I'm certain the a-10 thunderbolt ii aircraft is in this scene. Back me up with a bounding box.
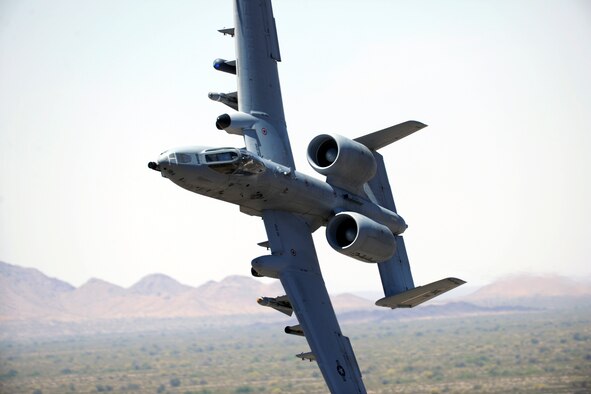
[148,0,465,392]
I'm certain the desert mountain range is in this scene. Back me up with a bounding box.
[0,261,372,322]
[1,261,590,323]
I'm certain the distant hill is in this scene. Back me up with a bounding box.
[0,261,75,321]
[2,262,590,328]
[464,273,591,308]
[0,261,371,322]
[337,301,536,325]
[128,273,192,296]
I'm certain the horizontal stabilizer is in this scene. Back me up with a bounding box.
[355,121,427,151]
[375,277,466,309]
[296,351,316,362]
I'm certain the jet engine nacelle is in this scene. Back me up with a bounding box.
[326,212,396,263]
[307,134,376,189]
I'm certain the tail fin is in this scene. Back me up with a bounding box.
[376,277,466,309]
[354,120,427,151]
[364,150,417,298]
[358,121,466,306]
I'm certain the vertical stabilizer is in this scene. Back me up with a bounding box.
[360,122,466,304]
[365,152,415,297]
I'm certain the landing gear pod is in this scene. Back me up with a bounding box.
[326,212,396,263]
[251,255,288,279]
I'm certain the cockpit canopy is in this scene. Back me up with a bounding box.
[203,148,239,165]
[200,148,266,176]
[158,147,266,176]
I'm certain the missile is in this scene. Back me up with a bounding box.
[256,296,293,316]
[296,352,316,362]
[208,92,238,111]
[208,92,222,102]
[284,324,304,337]
[212,58,236,74]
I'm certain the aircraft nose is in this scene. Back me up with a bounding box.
[158,154,168,166]
[148,152,174,175]
[148,161,160,171]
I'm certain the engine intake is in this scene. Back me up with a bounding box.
[326,212,396,263]
[307,134,376,190]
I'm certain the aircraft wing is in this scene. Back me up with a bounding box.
[232,0,295,169]
[258,210,366,393]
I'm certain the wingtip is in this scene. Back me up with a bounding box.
[408,120,428,129]
[446,277,467,285]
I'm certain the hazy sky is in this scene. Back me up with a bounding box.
[1,0,590,295]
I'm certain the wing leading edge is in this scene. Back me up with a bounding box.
[253,210,366,394]
[233,0,295,169]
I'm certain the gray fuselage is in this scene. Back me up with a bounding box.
[155,146,407,234]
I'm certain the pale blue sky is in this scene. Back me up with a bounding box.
[1,0,590,294]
